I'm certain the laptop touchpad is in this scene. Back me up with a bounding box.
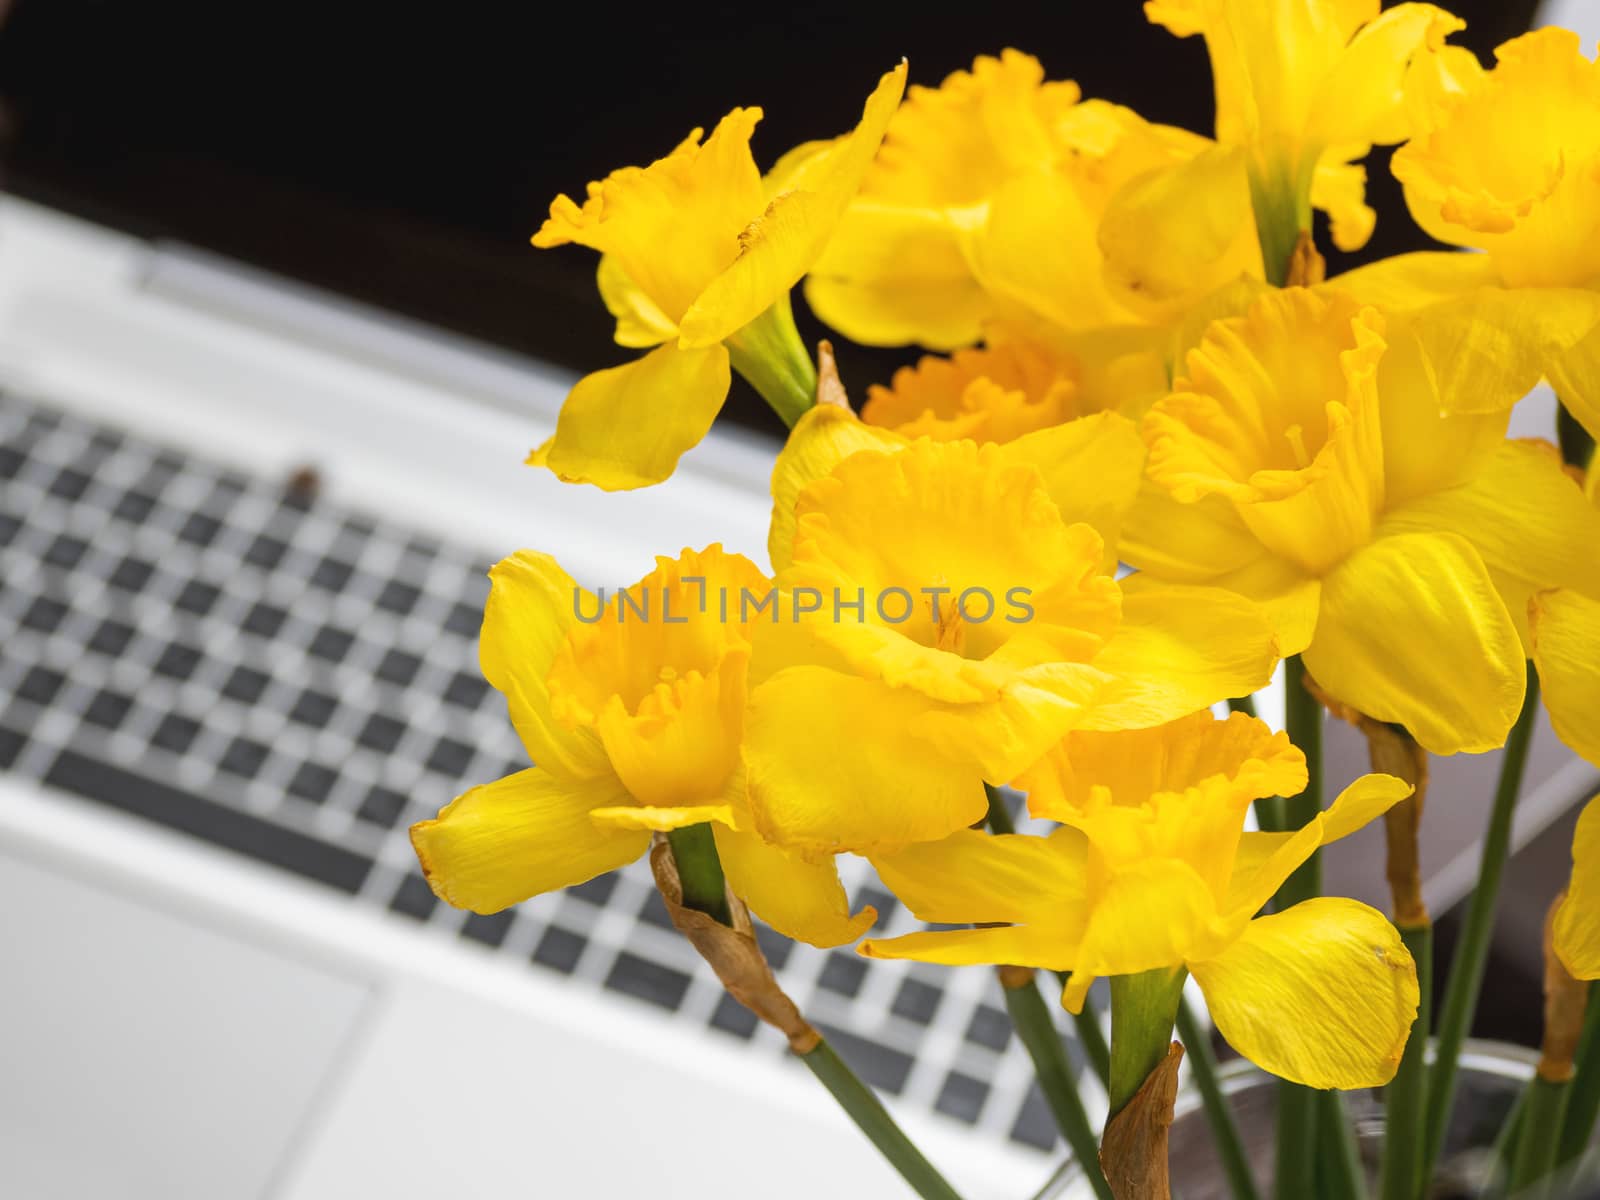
[0,846,371,1200]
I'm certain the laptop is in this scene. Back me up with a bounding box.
[0,2,1591,1197]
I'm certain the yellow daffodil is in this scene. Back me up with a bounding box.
[1148,0,1465,276]
[861,711,1419,1090]
[802,50,1261,355]
[409,545,875,947]
[1331,28,1600,434]
[1554,795,1600,980]
[526,63,906,490]
[1123,287,1600,755]
[743,409,1279,857]
[862,339,1080,444]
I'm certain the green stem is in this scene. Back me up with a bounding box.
[1558,985,1600,1167]
[1485,1079,1529,1199]
[1228,695,1259,718]
[984,785,1113,1087]
[1247,154,1314,288]
[1108,968,1188,1116]
[1276,655,1325,1199]
[1229,694,1282,838]
[665,823,732,925]
[1002,971,1115,1200]
[1507,1076,1570,1197]
[1319,1091,1368,1200]
[1177,998,1262,1200]
[798,1039,968,1200]
[1423,665,1540,1174]
[723,292,817,428]
[1381,923,1433,1200]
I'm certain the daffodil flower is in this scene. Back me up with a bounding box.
[1554,794,1600,980]
[409,545,875,947]
[862,339,1081,444]
[1332,27,1600,437]
[1124,287,1600,754]
[742,408,1279,857]
[1147,0,1466,277]
[802,50,1261,355]
[860,711,1419,1090]
[526,64,906,490]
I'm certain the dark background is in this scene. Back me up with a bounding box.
[0,0,1539,433]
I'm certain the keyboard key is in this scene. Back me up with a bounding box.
[222,665,271,704]
[709,993,760,1040]
[151,713,202,754]
[390,873,438,920]
[444,602,480,638]
[532,926,585,974]
[153,642,203,680]
[108,555,156,593]
[375,650,422,688]
[375,580,421,616]
[178,512,223,547]
[173,580,221,617]
[357,713,406,753]
[310,556,354,593]
[891,978,944,1025]
[818,952,869,998]
[43,533,89,570]
[935,1071,990,1125]
[425,736,475,777]
[82,688,134,730]
[287,761,339,804]
[21,595,69,634]
[443,671,490,710]
[357,785,408,828]
[16,665,66,706]
[461,910,514,948]
[0,725,27,769]
[48,466,91,501]
[88,618,135,657]
[288,688,338,727]
[604,952,691,1013]
[244,534,288,570]
[242,601,288,639]
[307,626,354,663]
[112,488,159,524]
[0,443,24,479]
[812,1024,914,1095]
[966,1005,1012,1052]
[45,749,371,892]
[219,735,270,778]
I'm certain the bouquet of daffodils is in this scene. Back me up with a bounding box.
[409,5,1600,1197]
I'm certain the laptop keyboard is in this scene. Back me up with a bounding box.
[0,389,1103,1154]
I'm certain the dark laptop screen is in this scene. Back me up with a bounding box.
[0,0,1539,428]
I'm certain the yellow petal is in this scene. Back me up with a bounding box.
[767,404,905,574]
[1325,249,1497,312]
[1381,440,1600,646]
[1227,773,1413,917]
[549,545,766,806]
[1406,288,1600,418]
[1072,858,1218,978]
[529,342,730,491]
[1554,795,1600,980]
[479,551,611,782]
[1304,532,1525,755]
[1191,897,1419,1089]
[1097,144,1261,319]
[1531,590,1600,769]
[1077,581,1280,731]
[1207,555,1322,656]
[534,108,765,322]
[589,804,736,832]
[803,202,991,350]
[1307,4,1465,146]
[1121,480,1263,583]
[678,64,907,348]
[410,769,648,913]
[596,255,679,348]
[858,924,1078,971]
[744,667,987,855]
[1022,709,1305,822]
[713,823,877,948]
[1001,411,1148,569]
[871,827,1087,926]
[1311,156,1376,252]
[1550,324,1600,444]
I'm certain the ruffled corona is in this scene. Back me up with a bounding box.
[863,340,1080,444]
[409,545,876,947]
[528,63,907,489]
[862,711,1420,1090]
[802,50,1261,352]
[1126,287,1600,755]
[743,415,1279,857]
